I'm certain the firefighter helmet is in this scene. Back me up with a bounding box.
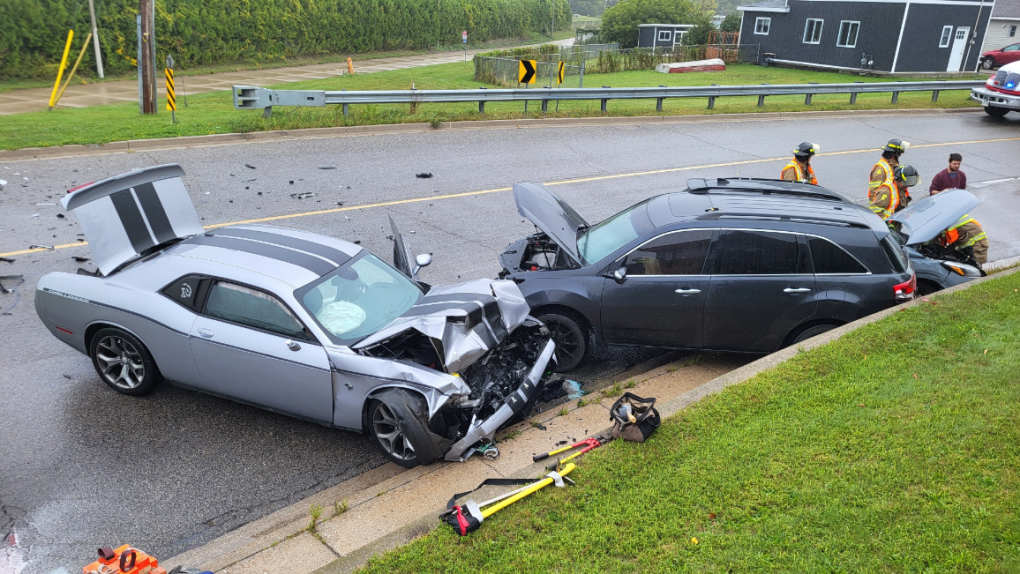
[894,165,920,188]
[883,139,910,153]
[793,142,820,158]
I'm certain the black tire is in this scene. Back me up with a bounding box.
[536,312,586,372]
[981,58,995,70]
[367,390,442,468]
[916,280,942,297]
[792,323,839,345]
[984,106,1010,118]
[89,327,163,396]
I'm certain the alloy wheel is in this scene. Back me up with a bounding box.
[95,335,146,390]
[372,402,416,461]
[546,319,582,368]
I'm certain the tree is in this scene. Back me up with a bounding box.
[570,0,607,16]
[721,12,741,32]
[601,0,706,48]
[682,10,716,45]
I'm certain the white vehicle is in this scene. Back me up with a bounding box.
[971,60,1020,117]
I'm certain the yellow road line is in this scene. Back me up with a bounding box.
[3,136,1019,259]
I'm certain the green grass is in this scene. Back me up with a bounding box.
[0,31,574,94]
[0,62,981,151]
[359,272,1020,573]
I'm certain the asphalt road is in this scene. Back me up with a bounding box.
[1,110,1019,573]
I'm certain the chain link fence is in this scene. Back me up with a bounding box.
[586,44,761,74]
[474,57,586,88]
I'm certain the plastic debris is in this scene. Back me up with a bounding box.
[0,179,7,186]
[245,164,256,169]
[29,244,54,250]
[72,256,90,262]
[56,213,65,219]
[416,172,433,178]
[0,275,24,294]
[0,257,13,263]
[565,380,586,399]
[319,166,337,170]
[241,178,256,183]
[291,192,317,199]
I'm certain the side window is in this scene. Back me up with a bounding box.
[755,17,770,35]
[162,275,210,311]
[205,281,308,340]
[939,25,953,48]
[808,237,868,274]
[881,235,908,273]
[709,230,805,275]
[623,230,713,276]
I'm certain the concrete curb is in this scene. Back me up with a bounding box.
[307,265,1020,574]
[0,107,982,162]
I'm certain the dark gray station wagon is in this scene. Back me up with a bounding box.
[499,178,917,371]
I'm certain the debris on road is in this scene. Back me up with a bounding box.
[57,213,65,219]
[241,178,256,183]
[416,172,433,178]
[0,275,24,294]
[245,164,256,169]
[72,256,90,262]
[29,244,54,250]
[0,179,7,187]
[0,257,13,263]
[319,166,337,170]
[291,192,317,199]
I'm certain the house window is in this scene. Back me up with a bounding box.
[939,25,953,48]
[837,21,860,48]
[755,17,771,35]
[803,19,823,44]
[658,30,673,42]
[1009,25,1016,38]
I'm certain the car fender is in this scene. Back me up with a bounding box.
[517,277,604,343]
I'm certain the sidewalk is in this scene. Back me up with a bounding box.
[0,39,573,116]
[165,355,749,574]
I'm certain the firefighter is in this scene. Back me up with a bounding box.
[781,142,820,184]
[870,164,918,220]
[939,214,989,265]
[870,139,910,208]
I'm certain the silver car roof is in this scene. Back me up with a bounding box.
[169,224,364,288]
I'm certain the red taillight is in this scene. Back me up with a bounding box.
[893,274,916,301]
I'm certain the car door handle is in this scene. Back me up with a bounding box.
[675,288,701,294]
[783,287,811,293]
[286,340,301,351]
[198,328,215,338]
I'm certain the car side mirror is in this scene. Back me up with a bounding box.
[413,253,432,275]
[613,267,627,284]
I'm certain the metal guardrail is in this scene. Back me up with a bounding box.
[233,80,985,117]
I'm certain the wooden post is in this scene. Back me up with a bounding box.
[139,0,156,114]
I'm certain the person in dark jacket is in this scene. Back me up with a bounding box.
[929,153,967,195]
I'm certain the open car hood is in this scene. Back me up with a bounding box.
[889,188,980,245]
[61,164,203,275]
[513,183,588,265]
[352,279,530,373]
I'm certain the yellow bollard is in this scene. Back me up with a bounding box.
[49,30,75,110]
[53,33,92,107]
[346,57,354,75]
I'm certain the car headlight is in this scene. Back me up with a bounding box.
[941,261,983,277]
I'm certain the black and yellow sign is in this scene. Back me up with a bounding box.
[165,68,176,111]
[557,61,565,84]
[518,59,537,84]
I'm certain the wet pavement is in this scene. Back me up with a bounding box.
[1,110,1019,573]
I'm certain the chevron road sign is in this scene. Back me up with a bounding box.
[519,60,536,84]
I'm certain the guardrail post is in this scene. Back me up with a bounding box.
[601,85,610,113]
[341,89,349,117]
[891,92,899,104]
[932,90,940,102]
[849,92,858,104]
[708,96,715,109]
[264,106,272,119]
[479,87,486,113]
[542,99,548,112]
[656,98,663,112]
[757,95,765,107]
[804,94,812,105]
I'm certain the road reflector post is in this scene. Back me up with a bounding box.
[49,30,75,110]
[165,55,177,123]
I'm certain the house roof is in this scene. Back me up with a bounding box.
[992,0,1020,20]
[736,0,790,13]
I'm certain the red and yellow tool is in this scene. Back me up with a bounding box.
[533,435,610,469]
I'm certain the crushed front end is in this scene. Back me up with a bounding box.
[354,279,556,462]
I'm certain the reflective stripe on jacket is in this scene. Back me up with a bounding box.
[941,214,987,249]
[868,158,899,220]
[781,160,818,185]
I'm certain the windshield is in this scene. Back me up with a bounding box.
[576,201,654,265]
[298,252,422,345]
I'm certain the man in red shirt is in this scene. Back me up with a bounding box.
[929,153,966,195]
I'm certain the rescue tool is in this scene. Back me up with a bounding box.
[533,435,611,470]
[441,463,577,536]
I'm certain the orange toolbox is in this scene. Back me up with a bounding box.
[82,545,164,574]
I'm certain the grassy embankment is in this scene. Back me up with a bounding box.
[0,62,981,151]
[358,272,1020,573]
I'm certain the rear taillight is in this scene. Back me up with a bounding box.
[894,274,916,301]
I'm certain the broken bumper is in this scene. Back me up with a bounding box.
[443,338,556,462]
[970,86,1020,110]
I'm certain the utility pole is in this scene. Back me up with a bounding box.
[87,0,104,78]
[139,0,156,114]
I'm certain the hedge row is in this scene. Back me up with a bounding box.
[0,0,571,79]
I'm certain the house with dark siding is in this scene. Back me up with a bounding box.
[737,0,995,73]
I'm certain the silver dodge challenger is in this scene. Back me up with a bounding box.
[35,164,556,467]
